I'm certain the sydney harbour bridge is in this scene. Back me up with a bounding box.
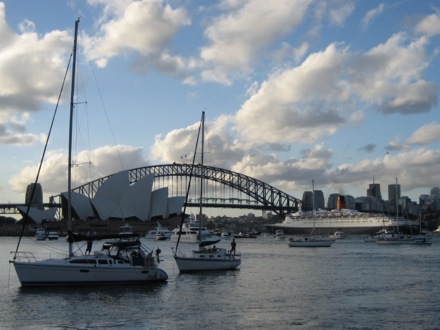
[0,163,301,219]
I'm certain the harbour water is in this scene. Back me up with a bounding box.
[1,235,439,329]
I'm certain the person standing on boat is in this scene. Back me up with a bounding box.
[229,239,236,256]
[85,231,94,255]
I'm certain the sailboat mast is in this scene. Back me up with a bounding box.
[312,180,315,235]
[198,111,205,240]
[67,18,79,256]
[395,177,399,233]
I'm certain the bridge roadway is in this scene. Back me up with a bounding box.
[0,163,301,218]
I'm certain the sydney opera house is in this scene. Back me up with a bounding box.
[18,171,185,224]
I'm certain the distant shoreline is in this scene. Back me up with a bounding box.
[0,216,182,237]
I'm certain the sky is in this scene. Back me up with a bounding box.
[1,0,440,213]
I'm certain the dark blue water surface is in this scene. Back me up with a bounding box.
[1,235,439,329]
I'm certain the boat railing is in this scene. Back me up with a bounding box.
[171,246,185,258]
[11,251,68,263]
[10,251,39,263]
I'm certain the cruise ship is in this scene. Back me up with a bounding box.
[267,208,419,235]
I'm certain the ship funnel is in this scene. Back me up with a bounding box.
[337,195,346,209]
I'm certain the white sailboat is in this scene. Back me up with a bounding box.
[10,19,168,286]
[173,112,241,272]
[288,180,334,248]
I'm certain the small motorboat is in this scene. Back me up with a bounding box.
[274,229,286,240]
[47,231,59,240]
[155,233,167,241]
[329,229,345,240]
[35,227,46,241]
[146,222,172,240]
[234,232,257,239]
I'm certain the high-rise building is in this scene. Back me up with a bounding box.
[327,193,340,209]
[367,183,382,200]
[25,183,43,210]
[314,190,325,210]
[302,191,313,211]
[345,195,355,209]
[388,184,400,202]
[302,190,325,211]
[431,187,440,196]
[388,183,401,211]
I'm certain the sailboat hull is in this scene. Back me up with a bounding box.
[174,256,240,272]
[13,259,168,286]
[288,237,335,247]
[174,246,240,272]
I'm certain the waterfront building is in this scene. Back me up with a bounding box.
[367,183,382,200]
[25,183,43,210]
[302,190,324,211]
[388,183,401,211]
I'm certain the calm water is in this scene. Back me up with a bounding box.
[1,235,439,329]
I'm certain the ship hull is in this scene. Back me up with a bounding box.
[267,210,419,235]
[267,224,414,235]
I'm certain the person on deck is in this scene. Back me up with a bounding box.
[155,247,161,263]
[229,238,236,256]
[85,231,93,255]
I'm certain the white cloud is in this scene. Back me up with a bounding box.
[9,145,146,197]
[233,30,437,147]
[0,112,46,145]
[234,44,355,144]
[293,42,309,63]
[415,13,440,36]
[84,0,190,69]
[0,5,72,146]
[200,0,312,83]
[351,33,437,114]
[406,122,440,145]
[150,114,244,169]
[360,3,385,30]
[314,149,440,198]
[329,1,355,26]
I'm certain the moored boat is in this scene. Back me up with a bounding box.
[10,20,168,286]
[173,112,240,272]
[145,222,172,240]
[47,231,59,240]
[329,229,345,240]
[174,243,240,272]
[35,227,46,241]
[375,229,432,245]
[234,232,257,239]
[170,215,218,244]
[375,178,432,246]
[288,236,334,247]
[13,234,168,286]
[268,208,418,236]
[288,181,335,248]
[155,233,167,241]
[274,229,286,240]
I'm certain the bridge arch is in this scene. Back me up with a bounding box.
[70,163,300,218]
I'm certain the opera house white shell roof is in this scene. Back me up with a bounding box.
[17,206,58,225]
[21,170,185,223]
